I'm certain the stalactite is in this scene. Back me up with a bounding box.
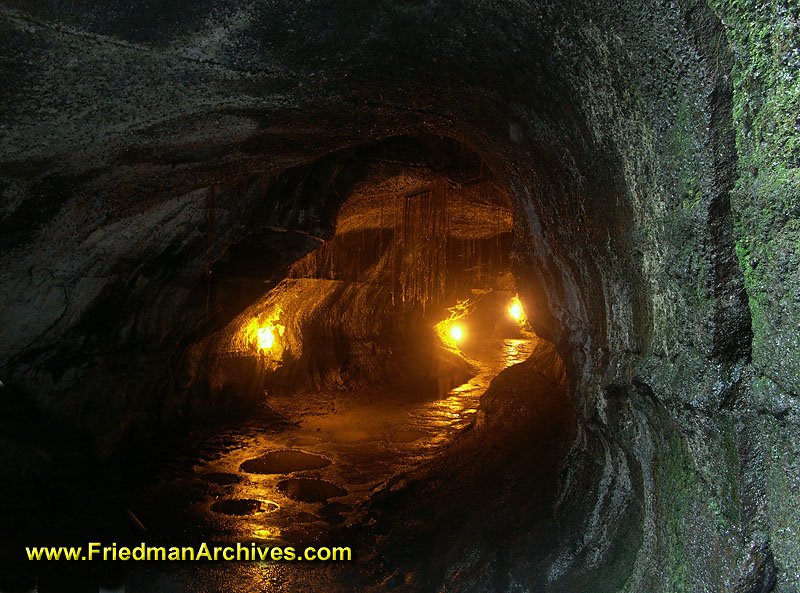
[283,181,511,315]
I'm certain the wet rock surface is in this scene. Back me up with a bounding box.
[275,479,348,503]
[210,499,279,516]
[239,450,332,475]
[200,472,243,485]
[1,1,799,591]
[0,338,533,591]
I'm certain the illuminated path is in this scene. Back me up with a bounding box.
[129,337,536,590]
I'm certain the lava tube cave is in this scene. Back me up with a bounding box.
[1,2,799,592]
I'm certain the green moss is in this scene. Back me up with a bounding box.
[649,410,746,592]
[764,419,800,585]
[719,419,741,527]
[657,426,698,592]
[710,1,800,168]
[707,0,800,392]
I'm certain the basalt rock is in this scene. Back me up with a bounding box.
[1,1,798,591]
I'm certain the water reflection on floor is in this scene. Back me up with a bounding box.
[127,338,535,590]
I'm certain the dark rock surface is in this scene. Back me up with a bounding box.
[1,0,798,591]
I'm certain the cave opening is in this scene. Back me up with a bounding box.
[169,135,576,581]
[162,134,576,593]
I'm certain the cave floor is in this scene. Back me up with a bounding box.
[127,338,534,591]
[1,338,535,592]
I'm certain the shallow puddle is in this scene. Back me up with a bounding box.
[240,450,331,474]
[276,478,348,503]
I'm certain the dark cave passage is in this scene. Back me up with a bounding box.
[0,136,577,592]
[186,136,528,407]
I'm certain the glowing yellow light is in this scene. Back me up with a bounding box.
[253,526,282,540]
[509,297,525,322]
[433,301,467,348]
[256,326,275,350]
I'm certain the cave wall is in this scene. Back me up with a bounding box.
[182,147,511,404]
[1,0,799,591]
